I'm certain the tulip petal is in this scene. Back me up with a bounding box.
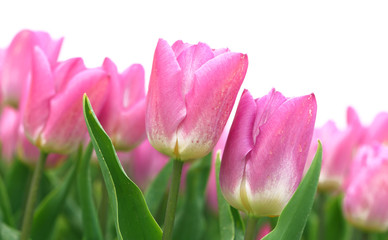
[121,64,145,108]
[40,69,109,153]
[220,90,257,212]
[0,107,19,160]
[176,43,214,95]
[246,93,317,216]
[171,40,192,57]
[23,47,56,143]
[177,52,248,160]
[53,58,86,92]
[113,99,146,151]
[146,39,186,157]
[1,30,35,106]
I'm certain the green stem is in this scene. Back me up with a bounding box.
[162,159,183,240]
[99,169,109,237]
[351,226,370,240]
[20,151,48,240]
[317,192,327,240]
[244,215,258,240]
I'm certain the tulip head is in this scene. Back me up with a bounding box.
[0,30,63,107]
[343,144,388,232]
[220,89,317,217]
[146,39,248,161]
[99,58,146,151]
[23,47,109,154]
[305,107,364,192]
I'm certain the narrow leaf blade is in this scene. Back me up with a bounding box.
[83,94,162,240]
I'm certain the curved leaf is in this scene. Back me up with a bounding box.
[83,94,162,240]
[262,141,322,240]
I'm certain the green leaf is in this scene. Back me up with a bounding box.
[0,174,14,227]
[83,94,162,240]
[0,222,21,240]
[30,152,79,240]
[173,152,212,240]
[145,159,173,222]
[77,143,104,240]
[325,194,351,240]
[215,152,245,240]
[262,141,322,240]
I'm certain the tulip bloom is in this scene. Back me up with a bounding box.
[0,107,19,160]
[305,107,364,192]
[343,144,388,232]
[0,30,63,107]
[220,89,317,217]
[23,47,109,154]
[99,58,146,150]
[146,39,248,161]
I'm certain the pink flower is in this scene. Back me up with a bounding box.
[0,107,19,160]
[343,143,388,232]
[23,47,109,154]
[305,107,364,192]
[0,30,63,107]
[256,223,271,240]
[146,39,248,161]
[362,112,388,144]
[120,139,169,191]
[220,89,317,217]
[98,58,146,151]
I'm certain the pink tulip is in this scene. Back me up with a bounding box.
[0,107,19,160]
[23,47,109,154]
[362,112,388,144]
[146,39,248,161]
[305,107,364,192]
[206,125,230,212]
[343,143,388,232]
[0,30,63,107]
[120,139,169,191]
[98,58,146,151]
[256,223,271,240]
[220,89,317,217]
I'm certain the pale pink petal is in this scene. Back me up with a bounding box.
[113,99,146,151]
[220,90,257,212]
[121,63,145,108]
[171,40,192,57]
[176,43,214,95]
[246,93,316,216]
[1,30,35,106]
[146,39,186,157]
[40,69,109,153]
[0,107,20,160]
[53,58,86,92]
[98,58,122,134]
[177,52,248,160]
[363,112,388,144]
[23,47,55,143]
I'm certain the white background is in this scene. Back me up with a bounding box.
[1,0,387,128]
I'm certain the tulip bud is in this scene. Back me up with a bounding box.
[146,39,248,161]
[99,58,146,151]
[220,89,317,217]
[343,144,388,232]
[0,30,63,107]
[23,47,109,154]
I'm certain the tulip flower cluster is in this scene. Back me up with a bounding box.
[1,29,387,240]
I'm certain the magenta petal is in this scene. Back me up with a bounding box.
[40,69,109,153]
[113,99,146,151]
[23,47,55,144]
[146,39,186,157]
[121,64,145,108]
[245,93,317,216]
[220,90,257,212]
[177,52,248,160]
